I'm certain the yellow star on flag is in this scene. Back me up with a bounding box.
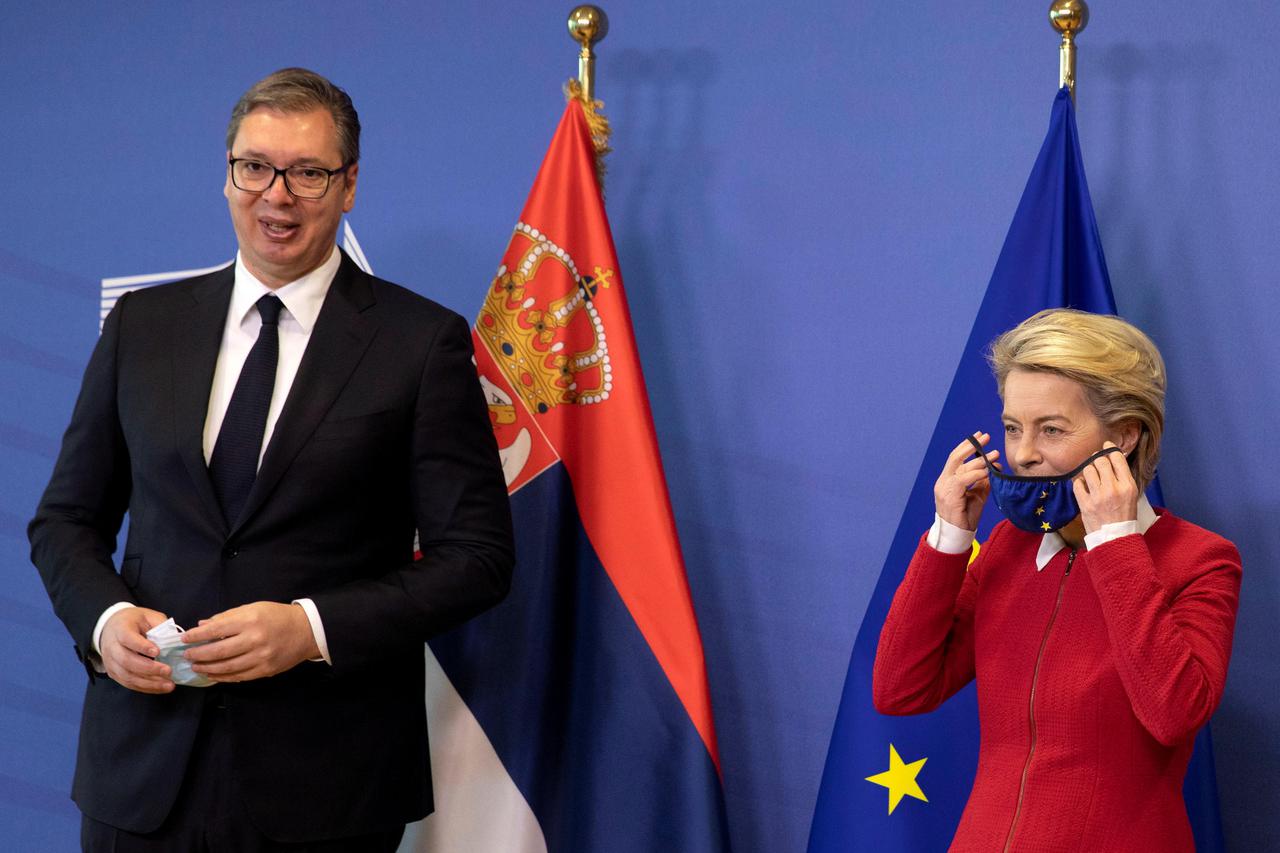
[865,743,928,815]
[1040,490,1049,499]
[1035,506,1045,516]
[1041,521,1052,531]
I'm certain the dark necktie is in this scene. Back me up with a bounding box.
[209,294,284,526]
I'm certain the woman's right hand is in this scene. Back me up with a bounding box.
[934,432,999,532]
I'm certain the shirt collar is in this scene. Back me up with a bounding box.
[231,245,341,333]
[1034,493,1159,570]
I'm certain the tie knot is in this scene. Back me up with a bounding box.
[256,294,284,326]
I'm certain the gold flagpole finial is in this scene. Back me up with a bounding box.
[568,6,609,101]
[1049,0,1089,102]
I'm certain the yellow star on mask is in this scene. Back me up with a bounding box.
[1041,521,1052,531]
[865,744,928,815]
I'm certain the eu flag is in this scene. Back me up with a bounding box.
[807,88,1224,851]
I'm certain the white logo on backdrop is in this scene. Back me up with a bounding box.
[98,220,374,328]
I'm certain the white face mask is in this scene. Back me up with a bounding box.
[146,618,215,687]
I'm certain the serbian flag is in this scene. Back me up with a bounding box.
[806,88,1226,852]
[403,91,731,852]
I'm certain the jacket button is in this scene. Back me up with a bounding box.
[223,546,239,559]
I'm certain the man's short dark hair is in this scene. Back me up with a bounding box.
[226,67,361,165]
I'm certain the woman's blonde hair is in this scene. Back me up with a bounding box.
[987,308,1166,489]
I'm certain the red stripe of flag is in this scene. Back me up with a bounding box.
[472,99,720,770]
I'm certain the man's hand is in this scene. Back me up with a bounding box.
[181,602,320,683]
[100,606,174,694]
[1074,440,1140,535]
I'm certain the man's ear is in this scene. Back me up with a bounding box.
[341,162,359,213]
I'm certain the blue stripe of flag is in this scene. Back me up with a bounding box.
[430,464,730,852]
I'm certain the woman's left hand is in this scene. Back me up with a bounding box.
[1073,440,1140,534]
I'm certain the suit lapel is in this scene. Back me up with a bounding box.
[231,253,379,537]
[172,266,235,531]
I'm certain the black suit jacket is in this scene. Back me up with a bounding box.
[29,252,514,841]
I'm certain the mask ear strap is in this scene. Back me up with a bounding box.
[1067,445,1127,478]
[966,435,994,469]
[1089,445,1126,465]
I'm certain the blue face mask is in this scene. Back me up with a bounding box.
[966,435,1125,533]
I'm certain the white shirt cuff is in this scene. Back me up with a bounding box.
[293,598,332,665]
[91,602,136,674]
[1084,519,1140,551]
[928,513,977,554]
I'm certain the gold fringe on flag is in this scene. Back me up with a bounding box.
[564,78,612,190]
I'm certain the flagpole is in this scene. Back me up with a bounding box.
[568,5,608,100]
[1048,0,1089,101]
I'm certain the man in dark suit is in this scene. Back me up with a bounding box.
[29,67,514,851]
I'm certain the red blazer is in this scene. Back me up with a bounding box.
[873,510,1240,852]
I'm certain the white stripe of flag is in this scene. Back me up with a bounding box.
[402,650,548,852]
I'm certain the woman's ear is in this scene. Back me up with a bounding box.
[1112,419,1142,455]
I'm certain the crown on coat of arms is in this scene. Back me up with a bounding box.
[477,222,614,415]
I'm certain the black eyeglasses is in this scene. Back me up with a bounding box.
[228,157,351,199]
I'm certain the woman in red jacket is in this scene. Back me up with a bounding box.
[873,308,1241,853]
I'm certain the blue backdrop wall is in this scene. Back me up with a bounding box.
[2,3,1276,851]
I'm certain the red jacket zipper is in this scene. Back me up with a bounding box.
[1002,547,1077,853]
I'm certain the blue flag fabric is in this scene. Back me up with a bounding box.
[807,88,1224,852]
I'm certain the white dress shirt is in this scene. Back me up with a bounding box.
[93,247,341,666]
[928,493,1160,570]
